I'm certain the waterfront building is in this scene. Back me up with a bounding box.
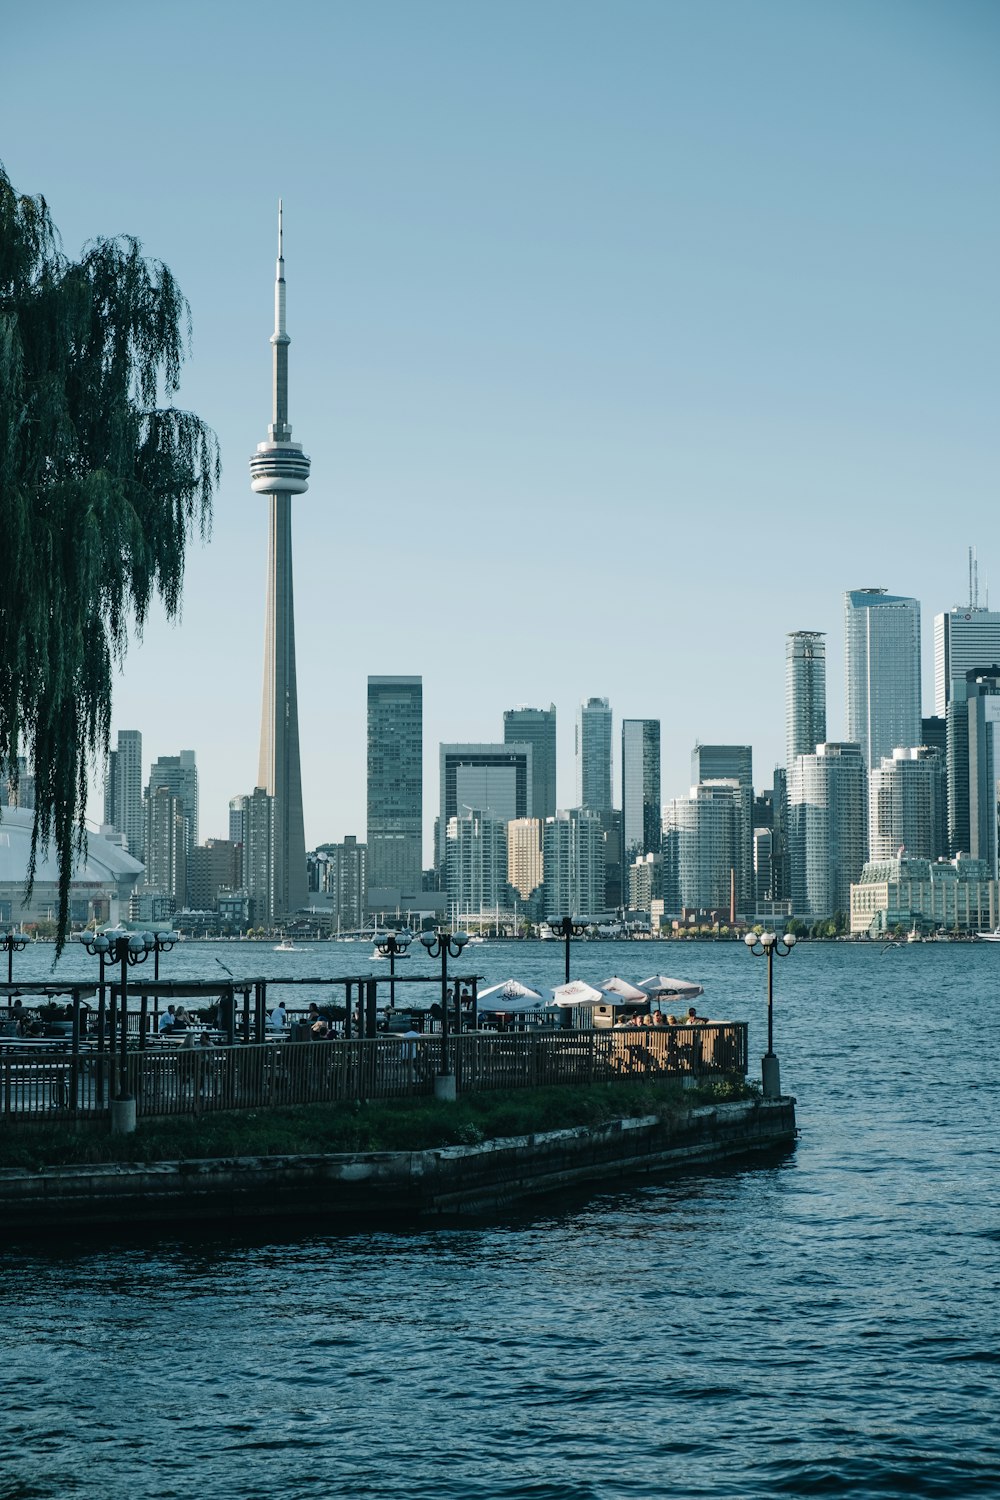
[542,809,605,919]
[662,781,741,917]
[313,836,368,931]
[367,676,423,894]
[628,852,662,914]
[850,852,998,936]
[788,743,867,921]
[242,787,275,926]
[249,205,310,921]
[143,785,187,908]
[187,840,242,911]
[869,747,946,862]
[438,743,531,868]
[622,719,661,862]
[0,806,143,927]
[845,588,921,772]
[446,808,509,919]
[786,631,826,765]
[576,698,612,814]
[934,606,1000,715]
[507,818,544,903]
[504,706,556,821]
[690,745,753,917]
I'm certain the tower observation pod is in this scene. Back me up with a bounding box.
[249,202,309,920]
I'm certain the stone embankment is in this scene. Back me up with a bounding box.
[0,1098,796,1230]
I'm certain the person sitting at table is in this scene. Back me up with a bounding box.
[158,1004,177,1034]
[172,1005,191,1031]
[310,1018,330,1039]
[267,1001,287,1031]
[306,1003,321,1025]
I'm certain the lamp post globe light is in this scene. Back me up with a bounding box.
[743,930,796,1099]
[418,927,470,1100]
[76,928,157,1132]
[0,929,28,987]
[374,929,412,1011]
[549,916,588,986]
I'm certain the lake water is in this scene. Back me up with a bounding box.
[1,939,998,1499]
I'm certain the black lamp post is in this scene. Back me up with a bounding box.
[549,916,588,986]
[743,930,796,1098]
[0,929,28,987]
[374,929,412,1010]
[148,928,179,983]
[418,927,469,1089]
[77,929,154,1112]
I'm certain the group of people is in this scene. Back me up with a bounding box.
[616,1005,709,1029]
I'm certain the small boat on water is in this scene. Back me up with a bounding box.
[274,938,298,952]
[975,927,1000,942]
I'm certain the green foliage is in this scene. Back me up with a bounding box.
[0,164,218,948]
[1,1077,759,1169]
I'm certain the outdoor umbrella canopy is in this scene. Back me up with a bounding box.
[597,976,647,1001]
[550,980,605,1006]
[635,975,705,999]
[477,979,545,1012]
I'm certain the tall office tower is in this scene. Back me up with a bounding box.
[319,836,368,931]
[187,840,242,911]
[576,697,612,813]
[507,818,544,903]
[690,744,753,917]
[367,676,423,894]
[103,750,117,827]
[445,809,509,918]
[622,719,661,862]
[770,767,790,901]
[229,795,248,848]
[945,668,1000,857]
[111,730,144,858]
[787,743,867,921]
[144,786,187,906]
[934,608,1000,714]
[844,588,922,771]
[438,743,531,867]
[662,781,741,916]
[966,670,1000,877]
[243,788,276,926]
[145,751,198,849]
[504,706,556,820]
[542,809,605,920]
[249,204,310,920]
[869,747,946,862]
[921,716,947,758]
[786,631,826,764]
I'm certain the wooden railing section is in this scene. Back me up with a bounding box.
[0,1024,748,1124]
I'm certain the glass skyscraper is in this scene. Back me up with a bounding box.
[576,698,612,813]
[366,676,423,894]
[503,705,556,821]
[786,631,826,765]
[933,607,1000,716]
[844,588,921,771]
[621,719,661,861]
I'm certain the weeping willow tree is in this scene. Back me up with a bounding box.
[0,164,219,950]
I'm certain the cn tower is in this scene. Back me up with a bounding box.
[249,202,309,918]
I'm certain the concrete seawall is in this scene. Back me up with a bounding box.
[0,1098,796,1230]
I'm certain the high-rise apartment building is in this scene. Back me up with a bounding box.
[144,785,187,907]
[503,706,556,821]
[106,730,143,859]
[576,698,612,813]
[622,719,661,862]
[187,840,242,911]
[663,781,742,916]
[786,632,826,765]
[507,818,544,903]
[367,676,423,894]
[228,795,248,849]
[249,206,310,921]
[438,743,531,868]
[869,747,946,863]
[690,745,753,917]
[243,788,275,926]
[445,809,509,918]
[788,743,867,921]
[146,751,198,848]
[315,836,368,931]
[844,588,921,771]
[542,809,605,920]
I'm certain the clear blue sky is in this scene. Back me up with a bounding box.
[4,0,998,860]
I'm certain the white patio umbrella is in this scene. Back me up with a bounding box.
[477,979,545,1012]
[635,975,705,999]
[550,979,605,1007]
[597,976,647,1001]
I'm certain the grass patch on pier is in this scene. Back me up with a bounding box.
[3,1077,758,1170]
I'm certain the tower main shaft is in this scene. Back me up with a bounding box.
[250,202,310,920]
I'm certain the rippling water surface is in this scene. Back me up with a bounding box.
[2,939,998,1499]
